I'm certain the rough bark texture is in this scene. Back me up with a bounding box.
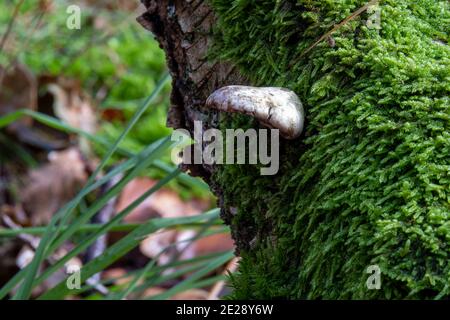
[139,0,450,299]
[137,0,247,250]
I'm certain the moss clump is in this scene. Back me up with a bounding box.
[209,0,450,299]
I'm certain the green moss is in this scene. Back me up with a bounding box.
[209,0,450,299]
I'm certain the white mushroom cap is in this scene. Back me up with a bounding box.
[206,85,304,139]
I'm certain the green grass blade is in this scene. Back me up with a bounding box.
[38,209,220,300]
[0,109,209,192]
[13,73,170,300]
[152,160,209,191]
[0,132,38,167]
[114,223,226,300]
[146,251,234,300]
[0,111,24,128]
[187,274,228,291]
[112,262,227,300]
[49,138,173,248]
[32,168,181,290]
[77,252,229,297]
[132,262,220,299]
[0,221,224,238]
[0,223,141,237]
[10,137,170,299]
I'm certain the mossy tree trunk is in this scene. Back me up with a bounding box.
[137,0,249,247]
[139,0,450,299]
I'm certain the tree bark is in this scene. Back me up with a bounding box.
[137,0,248,250]
[138,0,450,299]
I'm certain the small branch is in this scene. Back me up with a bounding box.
[290,0,380,66]
[2,211,110,296]
[83,172,124,296]
[2,214,40,249]
[0,0,26,54]
[207,257,239,300]
[0,9,45,89]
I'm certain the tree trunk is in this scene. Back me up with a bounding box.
[138,0,450,299]
[137,0,249,248]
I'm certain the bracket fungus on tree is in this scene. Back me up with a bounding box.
[206,86,305,139]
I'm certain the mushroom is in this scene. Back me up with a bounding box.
[206,85,305,139]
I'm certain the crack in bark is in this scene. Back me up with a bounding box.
[138,0,252,253]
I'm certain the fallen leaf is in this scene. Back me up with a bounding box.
[139,229,178,265]
[21,148,88,225]
[0,63,37,129]
[38,0,53,12]
[1,204,29,227]
[0,68,70,150]
[116,177,210,223]
[102,268,132,286]
[171,289,209,300]
[116,177,215,266]
[100,108,126,122]
[143,287,165,298]
[46,78,97,154]
[207,257,239,300]
[144,287,209,300]
[82,0,140,11]
[16,246,34,269]
[179,232,235,261]
[116,177,231,267]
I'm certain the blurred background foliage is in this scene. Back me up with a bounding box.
[0,0,209,198]
[0,0,235,300]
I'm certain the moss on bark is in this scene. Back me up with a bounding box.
[209,0,450,299]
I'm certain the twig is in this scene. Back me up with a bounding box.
[2,212,110,296]
[83,172,124,296]
[2,214,40,249]
[84,172,123,262]
[207,257,239,300]
[290,0,380,66]
[0,9,46,90]
[59,6,143,71]
[0,0,26,54]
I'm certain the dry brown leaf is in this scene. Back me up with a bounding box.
[1,204,29,226]
[16,246,34,269]
[82,0,140,11]
[116,177,210,223]
[116,178,161,222]
[38,0,53,12]
[21,148,88,225]
[46,78,97,154]
[144,287,209,300]
[139,229,178,264]
[143,287,165,298]
[207,257,239,300]
[139,224,234,265]
[102,268,133,287]
[116,177,215,264]
[171,289,209,300]
[115,177,230,272]
[100,108,126,122]
[179,232,235,262]
[0,63,37,129]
